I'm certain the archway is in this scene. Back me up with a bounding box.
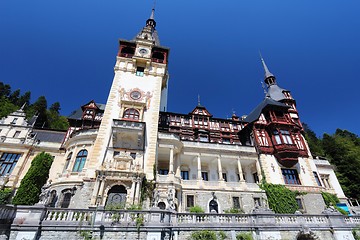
[105,185,127,209]
[158,201,166,210]
[209,199,218,213]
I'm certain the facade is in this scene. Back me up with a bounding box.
[0,9,350,216]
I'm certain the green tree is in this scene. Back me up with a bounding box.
[9,89,20,105]
[0,82,11,97]
[12,152,53,205]
[0,97,18,118]
[302,123,324,157]
[30,96,48,128]
[18,91,31,107]
[49,102,61,113]
[322,129,360,199]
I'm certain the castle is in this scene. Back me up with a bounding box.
[0,9,358,240]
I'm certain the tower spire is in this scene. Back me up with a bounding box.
[146,6,156,28]
[259,52,276,86]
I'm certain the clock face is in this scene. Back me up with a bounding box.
[130,91,141,100]
[139,48,148,55]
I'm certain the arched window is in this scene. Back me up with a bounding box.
[72,150,87,172]
[63,152,72,173]
[61,192,72,208]
[123,108,140,120]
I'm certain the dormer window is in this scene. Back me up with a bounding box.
[136,67,144,77]
[10,118,18,124]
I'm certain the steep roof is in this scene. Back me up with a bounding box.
[244,97,290,123]
[33,129,66,143]
[68,103,105,120]
[266,84,288,102]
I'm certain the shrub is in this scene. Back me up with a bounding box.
[189,205,204,213]
[0,188,12,205]
[321,191,339,207]
[12,152,53,205]
[260,183,299,214]
[321,191,348,215]
[189,230,217,240]
[218,231,228,240]
[236,232,253,240]
[224,208,243,214]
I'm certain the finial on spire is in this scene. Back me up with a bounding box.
[20,102,26,111]
[150,8,155,20]
[197,94,201,106]
[259,52,274,79]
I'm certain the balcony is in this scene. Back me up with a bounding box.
[112,120,145,150]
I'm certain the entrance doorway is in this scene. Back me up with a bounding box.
[105,185,127,209]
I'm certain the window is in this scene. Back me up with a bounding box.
[13,131,21,138]
[123,108,140,120]
[273,130,293,145]
[296,198,304,210]
[233,197,240,209]
[320,174,331,188]
[282,169,301,185]
[253,173,259,183]
[181,171,189,180]
[222,138,230,144]
[201,171,208,181]
[273,130,282,144]
[0,153,21,175]
[186,195,194,208]
[61,192,72,208]
[280,130,293,144]
[10,118,18,124]
[63,152,72,173]
[199,135,209,142]
[222,173,227,182]
[254,197,261,207]
[72,150,87,172]
[136,67,144,76]
[313,171,322,186]
[159,169,169,175]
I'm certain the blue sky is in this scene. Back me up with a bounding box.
[0,1,359,136]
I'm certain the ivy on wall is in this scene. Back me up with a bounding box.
[260,183,300,214]
[0,188,12,205]
[12,152,53,205]
[321,191,348,215]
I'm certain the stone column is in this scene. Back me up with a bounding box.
[130,178,136,204]
[197,155,202,180]
[217,156,223,180]
[255,161,262,183]
[169,147,174,174]
[134,177,141,204]
[90,176,101,205]
[175,153,181,177]
[98,176,106,205]
[237,158,245,182]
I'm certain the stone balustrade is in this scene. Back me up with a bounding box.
[1,205,359,239]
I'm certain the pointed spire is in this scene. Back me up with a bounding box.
[146,6,156,29]
[198,94,201,106]
[259,52,274,79]
[20,102,26,111]
[149,8,155,20]
[259,52,276,86]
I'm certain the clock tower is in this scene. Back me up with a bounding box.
[88,9,170,206]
